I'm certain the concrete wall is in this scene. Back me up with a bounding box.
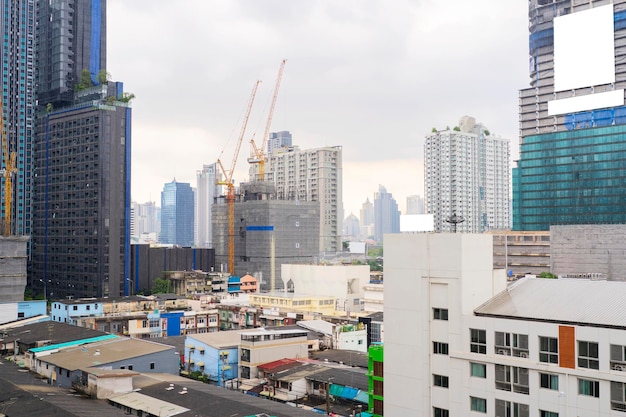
[281,264,370,313]
[0,236,28,302]
[551,224,626,281]
[384,233,506,416]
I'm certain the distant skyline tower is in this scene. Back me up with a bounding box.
[425,116,510,233]
[406,195,424,215]
[360,198,374,239]
[267,131,292,155]
[160,179,194,247]
[373,185,400,243]
[343,213,360,239]
[195,163,220,248]
[31,0,133,299]
[131,201,160,239]
[514,1,626,230]
[0,0,37,236]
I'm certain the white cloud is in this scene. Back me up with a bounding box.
[107,0,529,217]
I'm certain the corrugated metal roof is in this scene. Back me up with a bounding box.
[109,391,189,416]
[475,277,626,328]
[39,338,173,370]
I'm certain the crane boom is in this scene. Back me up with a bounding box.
[0,102,15,236]
[216,80,261,274]
[249,59,286,181]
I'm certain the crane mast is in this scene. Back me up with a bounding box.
[249,59,286,181]
[217,80,261,274]
[0,102,15,236]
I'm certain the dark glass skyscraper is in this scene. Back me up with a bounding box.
[30,0,132,298]
[513,1,626,230]
[0,1,37,236]
[373,185,399,243]
[160,180,195,247]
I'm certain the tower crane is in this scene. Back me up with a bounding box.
[249,59,286,181]
[217,80,261,274]
[0,102,15,236]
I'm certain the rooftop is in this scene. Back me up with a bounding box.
[39,337,174,370]
[475,277,626,328]
[1,321,108,345]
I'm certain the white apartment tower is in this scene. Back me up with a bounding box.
[425,116,510,233]
[195,163,221,248]
[258,145,343,253]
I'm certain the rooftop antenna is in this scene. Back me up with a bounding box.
[445,212,465,233]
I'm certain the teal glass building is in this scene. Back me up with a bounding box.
[513,1,626,230]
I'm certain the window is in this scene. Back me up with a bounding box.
[433,407,449,417]
[433,342,449,355]
[150,362,155,370]
[578,378,600,397]
[73,306,77,311]
[128,365,133,371]
[241,348,251,362]
[433,374,449,388]
[373,379,383,396]
[540,410,558,417]
[471,329,487,354]
[470,362,486,378]
[611,344,626,371]
[433,308,448,320]
[578,341,599,369]
[495,332,529,357]
[470,396,487,413]
[611,381,626,412]
[540,373,559,390]
[495,365,529,394]
[539,336,558,364]
[495,399,529,417]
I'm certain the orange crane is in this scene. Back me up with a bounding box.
[0,102,15,236]
[249,59,286,181]
[217,80,261,274]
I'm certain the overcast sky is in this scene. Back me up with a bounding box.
[107,0,529,217]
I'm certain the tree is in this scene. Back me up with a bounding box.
[76,69,94,91]
[453,126,461,131]
[152,278,172,294]
[368,259,383,272]
[484,129,491,136]
[118,92,135,103]
[97,69,110,85]
[342,240,350,251]
[538,271,557,279]
[431,127,437,133]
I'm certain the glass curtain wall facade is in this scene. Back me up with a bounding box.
[514,0,626,230]
[0,1,36,236]
[160,180,195,247]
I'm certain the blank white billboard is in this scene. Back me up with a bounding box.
[400,214,434,232]
[554,4,615,92]
[548,89,624,115]
[349,241,366,254]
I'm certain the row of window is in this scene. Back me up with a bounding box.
[430,319,617,371]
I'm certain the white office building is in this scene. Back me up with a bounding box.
[195,163,221,248]
[385,232,626,417]
[425,116,510,233]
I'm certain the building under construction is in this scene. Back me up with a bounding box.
[212,181,319,291]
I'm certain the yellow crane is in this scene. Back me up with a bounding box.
[0,102,15,236]
[249,59,287,181]
[217,80,261,274]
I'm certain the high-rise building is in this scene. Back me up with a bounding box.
[195,163,220,248]
[31,83,131,299]
[343,213,360,239]
[258,145,343,253]
[30,0,133,299]
[0,1,37,236]
[131,201,160,239]
[425,117,510,233]
[373,185,400,243]
[212,182,320,291]
[406,195,424,215]
[514,1,626,230]
[160,180,194,247]
[266,131,292,155]
[360,198,374,239]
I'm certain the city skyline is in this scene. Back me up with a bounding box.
[106,0,529,217]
